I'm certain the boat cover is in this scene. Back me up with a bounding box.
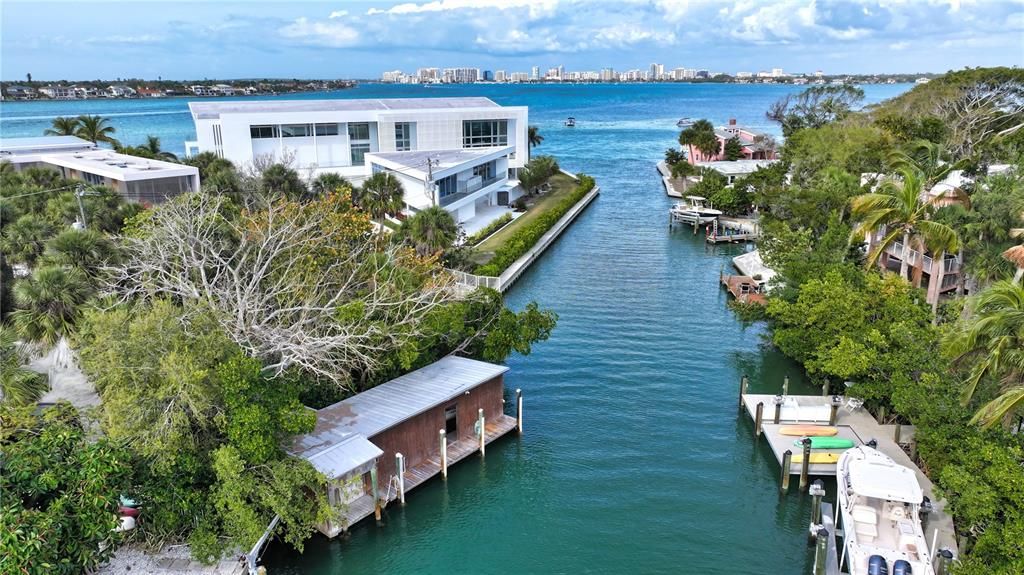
[847,449,923,503]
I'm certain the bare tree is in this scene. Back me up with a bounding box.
[106,192,458,390]
[933,77,1024,158]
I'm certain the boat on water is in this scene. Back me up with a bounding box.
[669,195,722,224]
[838,446,935,575]
[677,117,694,127]
[564,116,576,127]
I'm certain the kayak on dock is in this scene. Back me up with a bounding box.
[791,452,841,464]
[779,425,839,437]
[794,436,856,449]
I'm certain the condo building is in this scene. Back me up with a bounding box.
[187,96,529,233]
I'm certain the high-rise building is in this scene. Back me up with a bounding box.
[531,66,539,80]
[600,68,616,82]
[482,70,493,81]
[771,67,785,77]
[495,70,507,82]
[510,72,529,82]
[417,68,439,82]
[381,70,404,83]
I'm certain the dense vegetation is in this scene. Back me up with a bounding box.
[0,146,558,566]
[741,67,1024,573]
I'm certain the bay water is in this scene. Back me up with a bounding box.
[0,82,911,573]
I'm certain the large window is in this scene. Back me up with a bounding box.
[473,160,497,181]
[463,120,508,148]
[315,123,340,136]
[395,122,412,151]
[250,125,279,139]
[350,143,370,165]
[348,123,370,141]
[281,124,311,138]
[436,174,458,199]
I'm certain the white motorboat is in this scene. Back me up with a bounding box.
[564,116,576,127]
[676,117,694,127]
[838,446,935,575]
[670,195,722,224]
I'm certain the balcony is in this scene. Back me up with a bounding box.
[885,241,960,274]
[439,174,502,207]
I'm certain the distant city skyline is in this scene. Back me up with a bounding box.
[2,0,1022,81]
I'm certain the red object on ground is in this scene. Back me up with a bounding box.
[119,506,140,518]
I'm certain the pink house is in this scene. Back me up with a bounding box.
[685,119,778,164]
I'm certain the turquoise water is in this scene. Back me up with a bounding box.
[2,83,911,573]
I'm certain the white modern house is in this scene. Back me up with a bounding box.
[186,96,529,232]
[0,136,199,204]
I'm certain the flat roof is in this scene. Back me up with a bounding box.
[289,356,508,469]
[366,146,512,179]
[0,136,95,154]
[190,96,503,120]
[39,150,198,182]
[697,159,778,176]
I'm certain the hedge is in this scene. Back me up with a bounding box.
[475,174,595,276]
[467,213,513,246]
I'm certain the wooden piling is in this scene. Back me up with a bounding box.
[478,408,485,456]
[813,528,829,575]
[738,375,749,409]
[783,375,789,396]
[773,395,783,424]
[828,403,839,426]
[516,388,523,434]
[754,402,764,438]
[780,450,792,494]
[370,465,382,521]
[935,549,954,575]
[395,453,406,505]
[894,423,902,444]
[799,438,812,491]
[439,429,448,480]
[877,405,887,424]
[809,480,825,543]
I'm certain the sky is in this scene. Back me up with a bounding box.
[2,0,1023,81]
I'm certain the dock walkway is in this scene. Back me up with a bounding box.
[739,391,958,556]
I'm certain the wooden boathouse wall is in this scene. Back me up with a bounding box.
[370,375,505,481]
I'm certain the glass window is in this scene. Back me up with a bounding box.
[473,160,496,181]
[436,174,458,198]
[281,124,311,138]
[350,142,370,165]
[348,123,370,141]
[315,123,340,136]
[249,125,279,139]
[462,120,508,148]
[395,122,411,151]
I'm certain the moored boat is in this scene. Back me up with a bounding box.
[669,195,722,224]
[676,117,694,127]
[564,116,576,127]
[838,446,935,575]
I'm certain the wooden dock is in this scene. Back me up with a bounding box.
[738,389,959,558]
[343,414,518,529]
[721,274,767,304]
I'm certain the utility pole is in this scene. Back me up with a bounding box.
[425,157,440,207]
[73,184,88,229]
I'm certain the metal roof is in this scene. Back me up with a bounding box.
[0,136,95,153]
[304,434,383,478]
[190,96,501,119]
[289,356,508,476]
[697,159,778,176]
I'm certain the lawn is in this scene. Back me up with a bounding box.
[473,172,578,264]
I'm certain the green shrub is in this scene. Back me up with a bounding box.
[467,213,513,245]
[475,175,595,276]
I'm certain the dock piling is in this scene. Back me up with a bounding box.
[478,408,485,456]
[370,466,382,522]
[894,423,902,444]
[773,394,783,424]
[439,429,448,480]
[754,402,764,438]
[780,450,792,494]
[935,549,954,575]
[829,395,842,426]
[809,480,825,542]
[738,375,749,410]
[799,438,812,491]
[395,453,406,505]
[782,375,789,397]
[813,527,829,575]
[516,388,523,434]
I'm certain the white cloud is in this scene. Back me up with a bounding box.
[329,10,348,19]
[368,0,559,19]
[279,17,359,47]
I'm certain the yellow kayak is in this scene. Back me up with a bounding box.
[791,452,840,464]
[779,425,838,437]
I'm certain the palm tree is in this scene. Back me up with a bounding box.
[74,115,119,146]
[886,140,966,190]
[311,172,351,196]
[260,164,307,201]
[678,119,720,162]
[528,126,543,148]
[944,281,1024,428]
[851,167,959,282]
[9,266,93,347]
[42,228,119,277]
[140,135,178,161]
[21,166,64,188]
[0,325,48,406]
[44,116,81,137]
[401,206,458,256]
[183,151,236,180]
[356,172,405,224]
[1,214,55,268]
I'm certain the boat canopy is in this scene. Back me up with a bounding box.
[848,457,923,503]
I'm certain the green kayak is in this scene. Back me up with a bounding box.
[793,437,856,449]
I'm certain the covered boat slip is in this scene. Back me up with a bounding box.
[289,356,520,537]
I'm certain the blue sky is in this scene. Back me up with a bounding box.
[2,0,1022,80]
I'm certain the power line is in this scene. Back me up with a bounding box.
[0,183,79,200]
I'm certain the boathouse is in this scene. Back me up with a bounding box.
[289,356,518,537]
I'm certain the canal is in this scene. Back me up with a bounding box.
[259,83,909,574]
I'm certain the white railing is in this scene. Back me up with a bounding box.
[886,242,960,274]
[447,269,501,290]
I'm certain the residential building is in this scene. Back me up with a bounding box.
[684,119,779,164]
[39,85,74,99]
[289,356,518,537]
[191,85,216,96]
[5,85,37,100]
[417,68,440,82]
[107,85,136,98]
[135,87,166,98]
[771,67,786,77]
[510,72,529,83]
[482,70,493,82]
[0,136,199,205]
[696,159,779,185]
[494,70,507,83]
[381,70,404,83]
[187,96,529,231]
[72,86,98,98]
[531,66,539,80]
[600,68,616,82]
